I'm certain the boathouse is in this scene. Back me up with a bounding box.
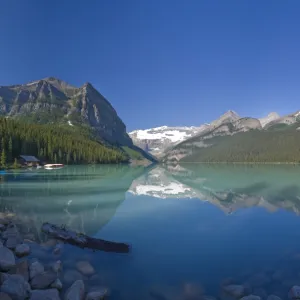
[19,155,40,167]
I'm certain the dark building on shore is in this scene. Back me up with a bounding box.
[19,155,40,167]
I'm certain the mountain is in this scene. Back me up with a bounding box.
[129,125,209,156]
[0,77,132,146]
[162,113,300,163]
[259,112,280,128]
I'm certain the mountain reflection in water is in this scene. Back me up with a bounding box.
[1,164,300,299]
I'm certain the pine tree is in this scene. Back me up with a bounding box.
[13,158,18,169]
[8,137,13,162]
[1,149,7,169]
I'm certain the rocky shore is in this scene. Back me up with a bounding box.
[0,215,108,300]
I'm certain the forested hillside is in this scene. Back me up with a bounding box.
[0,117,128,166]
[168,123,300,163]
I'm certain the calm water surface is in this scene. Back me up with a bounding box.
[1,164,300,299]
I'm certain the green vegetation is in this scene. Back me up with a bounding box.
[177,123,300,163]
[0,117,128,166]
[122,146,145,160]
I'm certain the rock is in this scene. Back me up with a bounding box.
[30,289,61,300]
[0,224,5,231]
[63,270,84,284]
[76,261,95,276]
[0,292,12,300]
[0,246,16,271]
[267,296,282,300]
[223,285,245,298]
[52,260,62,273]
[15,259,29,281]
[1,274,31,300]
[202,297,217,300]
[30,271,57,289]
[5,236,20,250]
[85,287,108,300]
[2,224,19,239]
[51,278,63,290]
[240,296,261,300]
[289,286,300,299]
[88,274,101,285]
[0,272,10,284]
[64,280,85,300]
[41,239,57,249]
[29,260,45,279]
[15,244,30,257]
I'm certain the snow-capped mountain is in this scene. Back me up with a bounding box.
[129,125,209,156]
[258,112,280,128]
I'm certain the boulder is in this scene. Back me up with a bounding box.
[63,270,84,284]
[30,289,61,300]
[1,274,31,300]
[51,278,63,290]
[64,280,85,300]
[223,285,245,298]
[15,244,30,257]
[0,292,12,300]
[30,271,57,289]
[289,286,300,299]
[0,246,16,271]
[15,259,29,281]
[85,287,108,300]
[76,261,95,276]
[29,260,44,280]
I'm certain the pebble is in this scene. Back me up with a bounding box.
[29,260,45,279]
[30,270,57,289]
[5,236,20,250]
[15,259,29,281]
[0,246,16,271]
[1,274,31,300]
[64,280,85,300]
[15,243,30,257]
[76,261,95,276]
[30,288,61,300]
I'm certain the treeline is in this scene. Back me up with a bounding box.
[0,117,128,167]
[180,127,300,163]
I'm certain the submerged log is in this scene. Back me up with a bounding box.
[41,222,130,253]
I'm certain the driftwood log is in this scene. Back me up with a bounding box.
[41,222,130,253]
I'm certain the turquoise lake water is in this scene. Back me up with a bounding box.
[1,164,300,299]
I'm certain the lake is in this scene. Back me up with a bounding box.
[1,164,300,299]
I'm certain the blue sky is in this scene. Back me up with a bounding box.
[1,0,300,131]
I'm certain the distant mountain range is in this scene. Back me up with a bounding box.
[129,110,282,156]
[130,109,300,163]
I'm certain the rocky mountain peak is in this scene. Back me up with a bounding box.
[259,112,280,128]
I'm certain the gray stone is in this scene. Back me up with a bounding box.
[64,280,85,300]
[30,289,61,300]
[30,271,57,289]
[5,236,20,250]
[15,244,30,257]
[289,286,300,299]
[0,292,12,300]
[267,296,282,300]
[0,272,10,284]
[53,244,63,255]
[223,285,245,298]
[1,274,31,300]
[63,269,84,284]
[0,246,16,271]
[29,260,45,279]
[15,259,29,281]
[76,261,95,276]
[51,278,63,290]
[0,224,5,231]
[241,296,261,300]
[85,288,108,300]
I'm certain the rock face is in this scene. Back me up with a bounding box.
[259,112,280,128]
[0,77,132,146]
